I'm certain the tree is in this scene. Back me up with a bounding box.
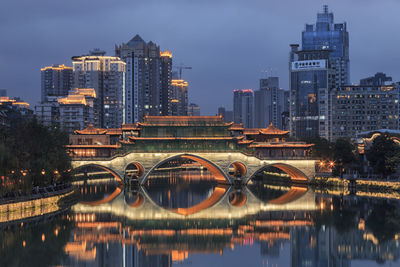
[366,134,400,177]
[305,137,333,160]
[333,138,357,176]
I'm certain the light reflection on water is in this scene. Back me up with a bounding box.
[0,166,400,267]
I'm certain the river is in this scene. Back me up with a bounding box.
[1,164,399,267]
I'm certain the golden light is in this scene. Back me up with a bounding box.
[329,162,335,167]
[41,234,45,242]
[330,204,334,211]
[22,241,26,247]
[320,202,325,210]
[319,161,324,167]
[41,170,46,175]
[54,229,59,237]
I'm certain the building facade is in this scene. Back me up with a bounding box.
[302,5,350,87]
[41,64,73,102]
[233,89,254,129]
[72,49,126,128]
[188,103,200,116]
[254,77,286,129]
[170,79,188,116]
[289,47,334,140]
[115,35,172,123]
[331,85,399,140]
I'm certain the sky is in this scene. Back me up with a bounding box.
[1,0,400,114]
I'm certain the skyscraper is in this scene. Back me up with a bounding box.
[188,103,200,116]
[233,89,254,128]
[72,49,126,128]
[115,35,172,123]
[254,77,286,129]
[41,64,73,102]
[289,47,334,140]
[170,79,188,116]
[302,5,350,87]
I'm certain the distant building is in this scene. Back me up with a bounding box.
[188,103,200,116]
[289,47,334,140]
[331,85,399,140]
[0,89,7,97]
[35,88,97,133]
[218,107,233,122]
[254,77,286,129]
[72,49,126,128]
[115,35,172,122]
[360,72,393,86]
[170,79,188,116]
[282,90,290,130]
[41,64,73,102]
[302,5,350,87]
[233,89,254,128]
[0,96,32,126]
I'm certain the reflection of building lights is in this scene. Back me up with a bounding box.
[330,204,334,211]
[55,229,59,236]
[22,241,26,247]
[42,234,45,242]
[320,202,325,210]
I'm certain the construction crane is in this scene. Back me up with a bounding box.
[174,64,192,79]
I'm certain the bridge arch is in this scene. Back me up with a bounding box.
[72,163,124,183]
[228,162,247,179]
[247,163,309,184]
[140,153,231,184]
[125,162,144,179]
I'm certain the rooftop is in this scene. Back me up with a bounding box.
[139,116,232,127]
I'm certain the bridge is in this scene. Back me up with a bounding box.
[71,152,317,185]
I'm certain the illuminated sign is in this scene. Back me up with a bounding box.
[291,60,326,71]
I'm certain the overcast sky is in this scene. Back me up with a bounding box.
[1,0,400,114]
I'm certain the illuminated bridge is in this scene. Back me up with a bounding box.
[71,152,317,185]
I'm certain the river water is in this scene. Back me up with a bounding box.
[1,165,400,267]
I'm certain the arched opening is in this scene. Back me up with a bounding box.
[143,154,228,215]
[248,165,307,204]
[125,162,144,179]
[125,191,144,208]
[228,162,247,179]
[73,164,123,206]
[229,191,247,207]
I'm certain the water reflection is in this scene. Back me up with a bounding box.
[1,164,400,267]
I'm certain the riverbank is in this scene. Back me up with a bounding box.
[0,185,75,223]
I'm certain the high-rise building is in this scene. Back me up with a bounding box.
[233,89,254,128]
[302,5,350,87]
[115,35,172,123]
[218,107,233,122]
[254,77,286,129]
[188,103,200,116]
[41,64,73,102]
[360,72,393,86]
[289,47,334,140]
[0,90,7,97]
[72,49,126,128]
[331,84,399,140]
[170,79,188,116]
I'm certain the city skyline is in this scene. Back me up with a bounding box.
[1,0,400,114]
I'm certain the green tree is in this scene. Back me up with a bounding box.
[333,138,357,176]
[366,134,400,177]
[305,137,333,160]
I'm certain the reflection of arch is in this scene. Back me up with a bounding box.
[142,154,230,184]
[126,193,144,208]
[268,186,307,204]
[80,186,122,206]
[229,162,247,178]
[73,164,123,183]
[249,163,309,183]
[125,162,144,178]
[229,191,247,207]
[171,186,228,216]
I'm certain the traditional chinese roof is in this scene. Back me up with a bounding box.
[229,124,244,131]
[121,124,140,130]
[74,124,107,135]
[260,123,290,135]
[105,129,122,135]
[66,144,120,148]
[249,142,313,148]
[244,123,289,136]
[128,136,238,141]
[138,115,233,127]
